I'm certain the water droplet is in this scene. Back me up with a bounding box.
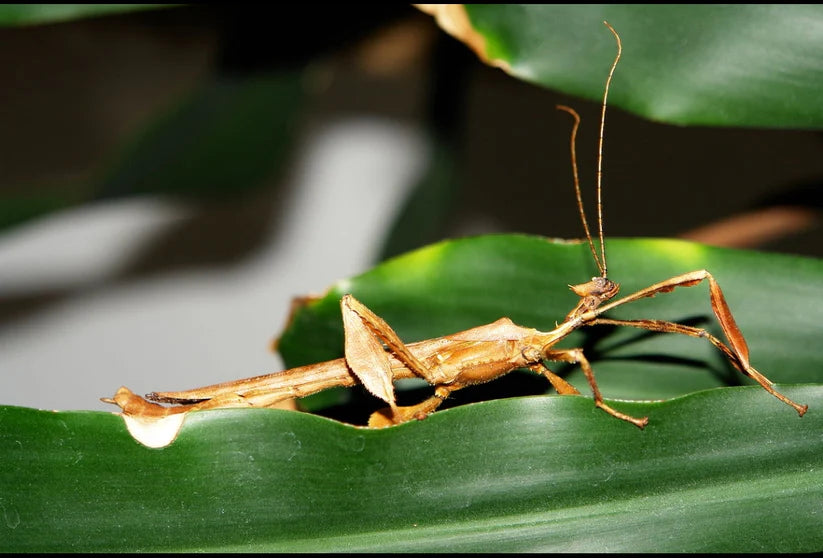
[350,435,365,453]
[1,502,20,529]
[281,432,302,462]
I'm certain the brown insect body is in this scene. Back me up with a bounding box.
[104,22,807,430]
[108,315,565,421]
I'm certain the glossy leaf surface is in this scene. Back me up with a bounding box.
[1,386,821,552]
[454,4,823,127]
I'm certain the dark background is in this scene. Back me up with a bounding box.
[0,5,820,411]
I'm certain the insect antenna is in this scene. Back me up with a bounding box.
[556,104,604,276]
[556,21,622,279]
[596,21,622,278]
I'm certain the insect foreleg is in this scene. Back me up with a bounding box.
[590,317,807,416]
[589,270,808,417]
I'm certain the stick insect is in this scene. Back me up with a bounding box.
[104,22,807,430]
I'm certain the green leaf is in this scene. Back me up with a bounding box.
[0,4,172,26]
[377,135,460,261]
[2,236,821,551]
[1,386,821,552]
[456,5,823,127]
[97,73,303,199]
[0,70,304,231]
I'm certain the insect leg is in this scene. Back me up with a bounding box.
[591,269,807,416]
[342,294,456,425]
[368,385,455,427]
[544,348,649,428]
[527,362,581,395]
[591,317,807,416]
[342,294,442,383]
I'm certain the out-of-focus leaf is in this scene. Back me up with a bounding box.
[97,73,303,199]
[0,4,171,26]
[378,135,459,260]
[1,71,304,231]
[422,4,823,128]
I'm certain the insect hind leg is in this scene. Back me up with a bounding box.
[368,385,454,427]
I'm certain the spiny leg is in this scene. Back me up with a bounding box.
[544,348,649,428]
[590,269,807,416]
[596,270,751,367]
[342,295,453,426]
[342,295,443,384]
[591,317,808,416]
